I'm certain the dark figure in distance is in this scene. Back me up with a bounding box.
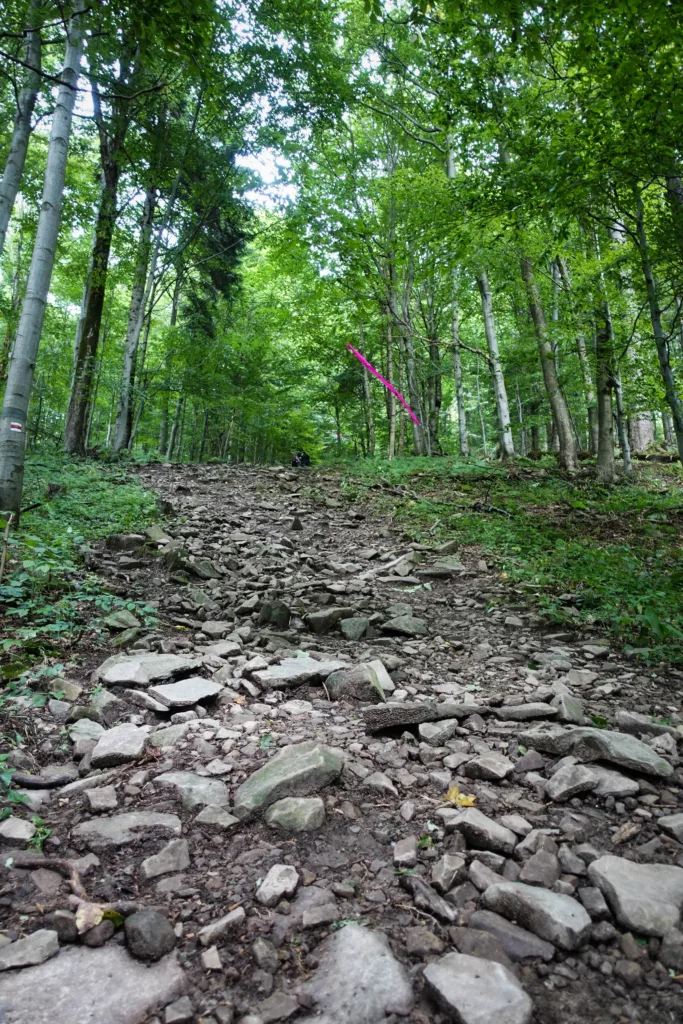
[291,450,311,467]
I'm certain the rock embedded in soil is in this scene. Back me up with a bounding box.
[0,930,59,971]
[438,807,517,855]
[363,700,477,732]
[423,951,532,1024]
[232,740,343,820]
[148,676,223,708]
[198,907,245,947]
[520,724,673,777]
[299,922,414,1024]
[340,616,370,640]
[194,805,240,831]
[96,651,200,686]
[380,614,429,637]
[588,855,683,936]
[0,816,36,845]
[124,911,177,961]
[494,703,558,722]
[659,813,683,842]
[482,882,592,951]
[325,663,385,702]
[90,723,147,768]
[264,796,326,831]
[468,910,555,962]
[140,838,190,880]
[153,771,229,810]
[251,656,345,690]
[544,763,598,802]
[256,864,300,907]
[72,811,182,848]
[465,752,515,782]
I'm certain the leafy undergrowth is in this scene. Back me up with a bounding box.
[335,455,683,665]
[0,454,159,675]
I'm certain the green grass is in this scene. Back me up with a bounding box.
[335,455,683,665]
[0,454,159,668]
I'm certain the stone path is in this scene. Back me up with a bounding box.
[1,463,682,1024]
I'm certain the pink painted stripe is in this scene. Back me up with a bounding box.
[347,343,422,426]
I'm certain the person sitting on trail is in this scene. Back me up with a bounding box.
[291,450,311,467]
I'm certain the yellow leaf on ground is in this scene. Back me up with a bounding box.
[443,785,476,807]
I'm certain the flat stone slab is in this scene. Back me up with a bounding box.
[153,771,229,810]
[0,930,58,972]
[495,703,558,722]
[0,943,185,1023]
[364,701,482,732]
[424,951,532,1024]
[256,864,300,907]
[659,813,683,842]
[483,882,591,951]
[252,657,345,690]
[588,855,683,936]
[148,677,223,708]
[265,797,326,831]
[233,741,344,820]
[520,725,673,777]
[469,910,555,962]
[71,811,182,848]
[437,808,517,856]
[91,724,147,768]
[380,614,429,637]
[299,923,414,1024]
[588,765,639,798]
[96,652,199,687]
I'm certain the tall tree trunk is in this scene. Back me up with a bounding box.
[520,256,578,471]
[112,185,156,453]
[0,7,84,512]
[665,174,683,269]
[613,367,632,477]
[451,280,468,457]
[127,301,153,451]
[663,411,674,445]
[158,273,181,454]
[198,408,209,463]
[477,268,514,458]
[166,396,183,460]
[427,338,442,453]
[359,325,375,456]
[595,319,616,484]
[387,321,396,459]
[515,379,526,455]
[0,224,25,379]
[476,354,487,454]
[397,346,405,455]
[64,71,134,454]
[557,255,598,452]
[634,188,683,462]
[0,2,41,261]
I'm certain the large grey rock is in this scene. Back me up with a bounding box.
[306,607,353,634]
[252,657,345,690]
[423,952,532,1024]
[588,765,639,798]
[264,797,325,831]
[437,808,517,855]
[0,817,36,844]
[148,677,223,708]
[72,811,181,848]
[299,923,414,1024]
[0,930,58,972]
[380,614,428,637]
[140,839,190,880]
[96,652,199,687]
[153,771,229,810]
[325,664,385,703]
[550,694,584,724]
[256,865,300,907]
[0,943,185,1023]
[545,763,598,803]
[468,910,555,962]
[232,741,343,820]
[340,617,370,640]
[91,724,147,768]
[588,855,683,936]
[198,908,245,947]
[482,882,591,951]
[149,723,193,748]
[520,725,673,777]
[465,753,514,782]
[614,709,681,740]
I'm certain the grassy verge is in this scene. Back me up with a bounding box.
[0,454,159,674]
[335,455,683,665]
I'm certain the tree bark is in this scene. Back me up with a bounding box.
[451,281,468,457]
[515,380,526,456]
[0,6,84,512]
[595,320,616,484]
[477,268,514,458]
[520,255,578,471]
[475,354,487,454]
[613,366,632,477]
[663,411,674,445]
[634,187,683,462]
[64,69,135,454]
[386,320,396,459]
[0,1,41,261]
[359,325,375,456]
[112,185,156,453]
[665,174,683,268]
[166,396,183,460]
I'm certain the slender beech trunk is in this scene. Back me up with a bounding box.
[531,424,541,452]
[0,3,41,261]
[665,174,683,268]
[515,380,526,455]
[198,409,209,463]
[64,71,135,454]
[0,8,84,513]
[397,347,405,455]
[451,278,468,457]
[634,188,683,462]
[477,268,514,458]
[112,185,156,452]
[613,367,632,476]
[127,301,153,451]
[158,273,181,454]
[1,225,25,379]
[595,319,616,484]
[475,354,487,454]
[359,325,375,456]
[520,256,578,471]
[166,396,183,460]
[386,321,396,459]
[663,411,674,445]
[557,257,599,452]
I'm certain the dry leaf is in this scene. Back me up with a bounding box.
[443,785,476,807]
[612,821,641,845]
[75,901,104,934]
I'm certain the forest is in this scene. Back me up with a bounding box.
[0,0,682,659]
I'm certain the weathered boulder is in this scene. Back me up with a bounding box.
[232,741,343,820]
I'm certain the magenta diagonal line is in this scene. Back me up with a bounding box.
[347,343,422,426]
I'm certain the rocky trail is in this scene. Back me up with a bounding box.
[1,463,683,1024]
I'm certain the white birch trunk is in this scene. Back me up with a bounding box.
[477,268,514,458]
[0,2,41,260]
[0,7,84,512]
